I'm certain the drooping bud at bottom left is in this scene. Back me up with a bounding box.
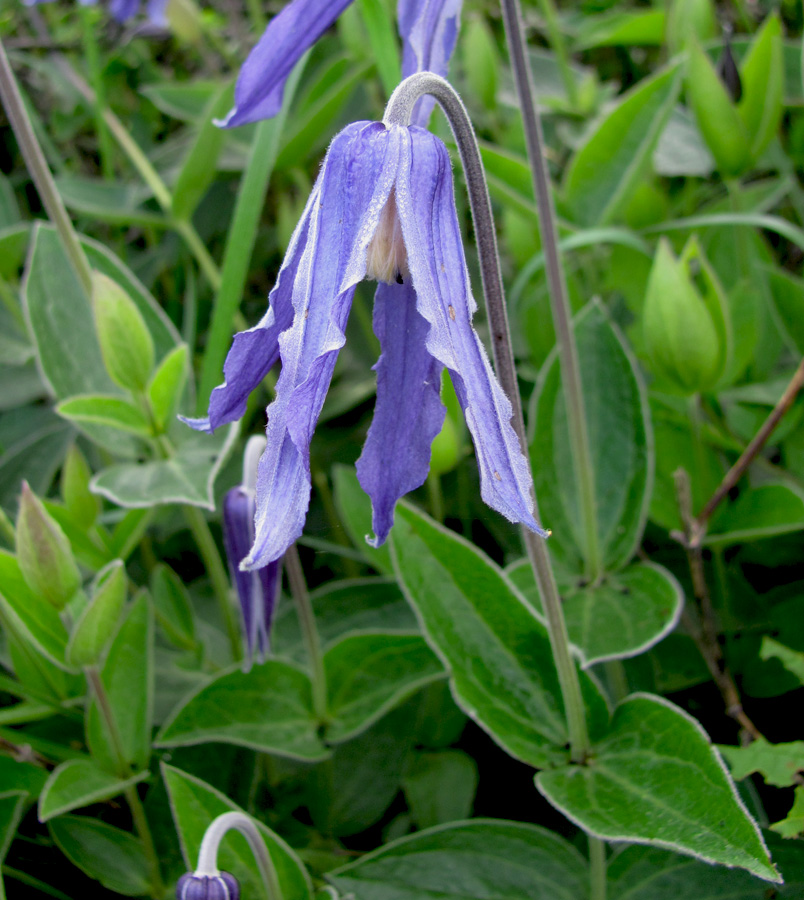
[176,871,239,900]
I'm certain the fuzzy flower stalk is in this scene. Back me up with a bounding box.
[187,111,546,570]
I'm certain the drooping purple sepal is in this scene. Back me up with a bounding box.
[243,123,403,569]
[395,125,546,536]
[356,280,445,546]
[176,872,239,900]
[220,0,354,128]
[223,487,281,669]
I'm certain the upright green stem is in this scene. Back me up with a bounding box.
[499,0,602,582]
[198,58,306,410]
[0,37,93,296]
[183,506,243,662]
[79,6,114,180]
[725,179,752,282]
[86,669,163,899]
[384,73,590,762]
[589,836,607,900]
[284,544,328,725]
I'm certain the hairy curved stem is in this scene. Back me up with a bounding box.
[384,73,590,762]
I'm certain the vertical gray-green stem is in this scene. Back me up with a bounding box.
[86,669,163,899]
[499,0,602,582]
[0,37,93,296]
[589,836,607,900]
[284,544,328,726]
[384,73,590,762]
[183,506,243,663]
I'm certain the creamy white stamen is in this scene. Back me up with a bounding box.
[365,189,409,285]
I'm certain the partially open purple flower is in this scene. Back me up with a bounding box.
[186,121,545,570]
[219,0,462,128]
[222,437,281,666]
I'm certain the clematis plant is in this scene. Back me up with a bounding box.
[218,0,462,127]
[188,115,545,570]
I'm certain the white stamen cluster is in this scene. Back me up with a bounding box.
[365,189,409,285]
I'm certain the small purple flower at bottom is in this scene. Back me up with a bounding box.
[222,436,281,669]
[23,0,168,26]
[185,121,546,571]
[176,871,239,900]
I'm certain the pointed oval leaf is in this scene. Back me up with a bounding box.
[325,632,445,744]
[66,560,127,668]
[563,65,682,226]
[38,759,148,822]
[529,301,653,574]
[162,763,313,900]
[328,820,588,900]
[738,14,783,162]
[705,483,804,546]
[537,694,779,882]
[56,395,152,438]
[155,661,329,761]
[390,502,609,770]
[147,344,189,432]
[508,560,683,667]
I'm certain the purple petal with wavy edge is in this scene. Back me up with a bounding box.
[221,0,354,128]
[183,188,319,434]
[243,122,402,569]
[223,487,282,670]
[356,280,445,546]
[398,0,463,126]
[395,125,546,535]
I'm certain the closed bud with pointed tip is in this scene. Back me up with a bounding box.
[16,482,81,610]
[176,872,239,900]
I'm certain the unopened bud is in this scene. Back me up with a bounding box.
[176,872,239,900]
[92,272,155,393]
[16,482,81,610]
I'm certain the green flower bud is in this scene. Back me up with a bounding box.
[61,445,100,530]
[643,238,723,394]
[16,482,81,610]
[92,272,155,393]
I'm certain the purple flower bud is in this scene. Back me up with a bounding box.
[176,872,239,900]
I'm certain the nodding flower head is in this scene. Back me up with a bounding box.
[218,0,462,128]
[184,120,546,571]
[176,872,239,900]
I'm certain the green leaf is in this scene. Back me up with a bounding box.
[147,344,189,432]
[720,737,804,788]
[150,563,196,649]
[172,82,234,221]
[357,0,401,97]
[0,550,72,671]
[162,763,314,900]
[653,107,714,177]
[332,465,393,574]
[48,815,150,896]
[771,786,804,839]
[390,503,609,769]
[325,632,444,744]
[90,422,238,510]
[574,10,666,49]
[508,561,683,667]
[55,174,161,227]
[760,637,804,685]
[66,560,127,668]
[38,759,148,821]
[537,694,779,882]
[141,80,220,121]
[0,756,48,799]
[0,792,27,900]
[0,174,20,228]
[56,394,151,437]
[608,842,788,899]
[403,750,478,830]
[767,266,804,355]
[705,484,804,545]
[86,593,153,773]
[155,661,329,761]
[328,820,588,900]
[563,65,681,226]
[529,301,652,573]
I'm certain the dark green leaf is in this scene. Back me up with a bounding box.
[332,465,393,574]
[403,750,478,830]
[537,694,778,881]
[720,737,804,788]
[0,792,27,900]
[390,503,609,769]
[38,759,148,821]
[706,484,804,545]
